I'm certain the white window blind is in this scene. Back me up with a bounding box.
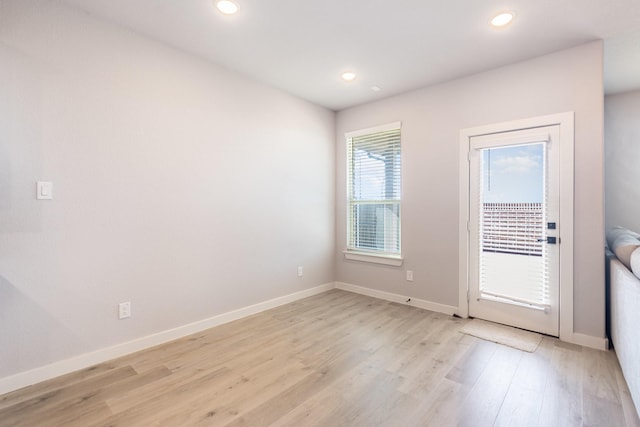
[346,123,401,256]
[478,142,549,309]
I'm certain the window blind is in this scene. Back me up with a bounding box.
[478,142,549,308]
[346,124,401,255]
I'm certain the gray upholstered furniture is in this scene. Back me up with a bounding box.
[607,227,640,416]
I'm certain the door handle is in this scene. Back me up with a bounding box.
[537,237,557,244]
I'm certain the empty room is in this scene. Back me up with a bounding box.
[1,0,640,425]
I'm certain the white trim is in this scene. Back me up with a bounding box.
[343,251,404,266]
[335,282,457,315]
[557,114,575,343]
[459,112,575,340]
[337,281,606,350]
[470,131,551,149]
[0,277,606,396]
[567,333,609,351]
[458,133,470,317]
[0,282,334,395]
[344,121,402,139]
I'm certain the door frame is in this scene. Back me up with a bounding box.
[458,112,574,342]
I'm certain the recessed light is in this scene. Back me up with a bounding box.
[341,71,357,82]
[216,0,238,15]
[371,86,381,92]
[491,12,514,27]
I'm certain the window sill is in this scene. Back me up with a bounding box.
[343,251,404,266]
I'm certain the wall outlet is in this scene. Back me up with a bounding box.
[406,270,414,281]
[118,301,131,319]
[297,266,304,277]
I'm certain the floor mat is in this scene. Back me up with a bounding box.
[460,318,542,352]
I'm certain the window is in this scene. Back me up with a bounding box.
[346,122,401,263]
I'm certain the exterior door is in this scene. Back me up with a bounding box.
[468,125,560,336]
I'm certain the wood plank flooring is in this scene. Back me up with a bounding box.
[1,289,638,426]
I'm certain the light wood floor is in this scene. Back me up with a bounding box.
[1,289,639,427]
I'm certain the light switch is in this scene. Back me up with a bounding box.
[37,181,53,200]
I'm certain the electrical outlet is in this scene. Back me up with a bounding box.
[118,301,131,319]
[297,266,304,277]
[406,270,414,281]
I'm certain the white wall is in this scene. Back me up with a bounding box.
[605,90,640,233]
[0,0,335,380]
[336,42,605,339]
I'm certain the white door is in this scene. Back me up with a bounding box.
[468,125,560,336]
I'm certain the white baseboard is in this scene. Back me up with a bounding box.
[0,282,335,396]
[335,282,611,350]
[0,280,609,396]
[335,282,458,316]
[568,332,610,351]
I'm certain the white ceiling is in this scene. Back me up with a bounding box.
[59,0,640,111]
